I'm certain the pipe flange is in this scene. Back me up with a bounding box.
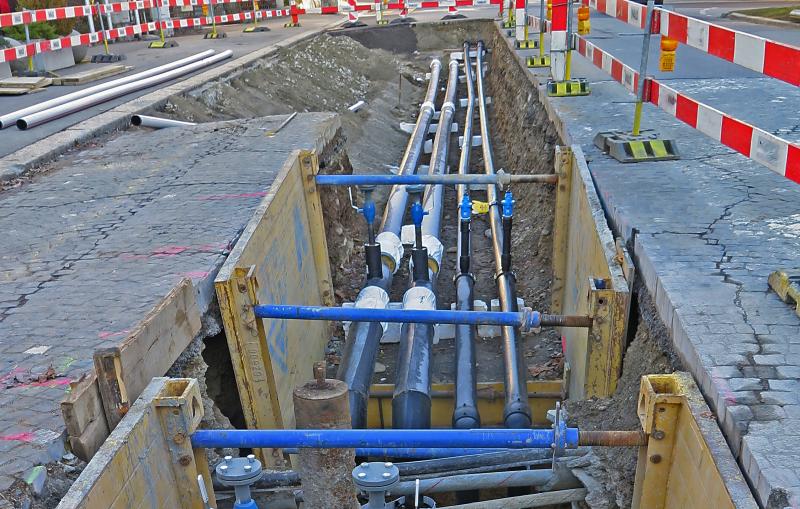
[215,455,262,486]
[352,461,400,490]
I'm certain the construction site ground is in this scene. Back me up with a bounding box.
[510,9,800,508]
[0,6,798,509]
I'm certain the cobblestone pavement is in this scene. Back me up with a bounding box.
[514,12,800,508]
[0,113,337,493]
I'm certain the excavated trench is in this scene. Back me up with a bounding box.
[156,20,677,509]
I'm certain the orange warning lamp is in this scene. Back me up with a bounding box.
[547,0,552,20]
[577,5,590,35]
[659,36,678,72]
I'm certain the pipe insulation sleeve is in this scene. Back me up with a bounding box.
[376,231,404,274]
[408,234,444,275]
[354,286,390,333]
[420,101,436,113]
[402,286,437,310]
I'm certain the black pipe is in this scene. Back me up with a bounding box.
[475,40,532,429]
[453,41,480,431]
[337,60,443,428]
[393,58,460,429]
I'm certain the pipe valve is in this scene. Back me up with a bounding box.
[459,194,472,221]
[502,190,515,219]
[358,185,382,280]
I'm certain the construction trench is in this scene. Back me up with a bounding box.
[11,18,754,509]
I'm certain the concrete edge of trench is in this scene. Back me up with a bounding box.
[0,16,345,183]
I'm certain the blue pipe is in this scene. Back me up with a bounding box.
[253,304,542,331]
[191,428,579,450]
[314,174,548,186]
[283,447,512,459]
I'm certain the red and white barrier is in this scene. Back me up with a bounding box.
[586,0,800,88]
[514,0,525,42]
[550,0,567,81]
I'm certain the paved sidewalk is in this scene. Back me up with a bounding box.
[512,10,800,508]
[0,113,337,493]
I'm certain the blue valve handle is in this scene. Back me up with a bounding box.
[502,190,515,218]
[460,194,472,221]
[410,201,428,227]
[360,200,376,225]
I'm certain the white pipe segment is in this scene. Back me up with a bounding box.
[131,115,197,129]
[18,50,233,130]
[0,49,217,129]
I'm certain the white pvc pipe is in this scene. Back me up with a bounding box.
[18,50,233,130]
[131,114,196,128]
[0,49,217,129]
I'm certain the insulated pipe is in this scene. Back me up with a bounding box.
[393,57,459,430]
[253,304,593,331]
[0,50,216,129]
[17,50,233,130]
[284,447,515,459]
[130,114,197,129]
[337,59,442,429]
[453,41,479,430]
[314,174,559,186]
[437,488,589,509]
[190,428,581,450]
[392,469,556,495]
[475,40,531,429]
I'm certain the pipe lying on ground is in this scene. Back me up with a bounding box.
[475,40,530,429]
[392,469,556,495]
[314,173,559,186]
[393,57,459,430]
[253,304,592,331]
[437,488,589,509]
[453,40,479,430]
[17,50,233,130]
[0,50,216,129]
[130,114,196,129]
[337,59,442,429]
[190,427,581,450]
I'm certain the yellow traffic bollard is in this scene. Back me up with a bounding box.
[547,0,552,20]
[659,36,677,72]
[577,5,590,35]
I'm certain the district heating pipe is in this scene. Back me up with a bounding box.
[17,50,234,130]
[0,50,217,129]
[314,173,558,186]
[453,41,479,430]
[130,114,197,129]
[336,59,442,429]
[190,427,580,450]
[475,40,531,429]
[252,304,593,331]
[392,469,557,495]
[393,57,459,429]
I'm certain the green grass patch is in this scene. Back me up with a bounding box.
[734,5,800,22]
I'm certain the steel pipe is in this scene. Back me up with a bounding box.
[17,50,233,129]
[130,114,197,129]
[253,304,589,331]
[476,40,530,429]
[285,447,518,459]
[393,57,459,430]
[0,50,216,129]
[579,430,647,447]
[437,488,588,508]
[392,469,556,495]
[314,173,558,186]
[337,59,442,428]
[190,428,580,450]
[454,41,479,431]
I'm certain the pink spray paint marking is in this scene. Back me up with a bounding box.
[0,366,25,385]
[0,432,35,442]
[182,271,210,279]
[152,245,191,257]
[197,191,269,201]
[98,329,131,340]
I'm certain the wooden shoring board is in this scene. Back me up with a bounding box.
[214,150,332,466]
[52,65,132,85]
[555,145,630,399]
[56,378,212,509]
[61,279,201,461]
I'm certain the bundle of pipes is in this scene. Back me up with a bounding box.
[0,50,232,130]
[336,58,443,429]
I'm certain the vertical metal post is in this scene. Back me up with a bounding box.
[538,0,545,58]
[85,0,96,34]
[23,16,33,72]
[208,0,218,37]
[104,0,114,29]
[632,0,655,136]
[94,0,112,56]
[564,0,573,79]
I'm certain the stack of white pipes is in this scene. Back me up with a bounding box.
[0,49,232,130]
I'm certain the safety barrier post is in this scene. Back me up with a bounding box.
[502,0,514,29]
[526,0,550,67]
[593,0,679,162]
[284,0,302,27]
[148,0,179,47]
[84,0,96,34]
[375,0,388,24]
[546,0,589,96]
[22,15,34,73]
[203,0,226,38]
[91,0,127,62]
[514,0,536,48]
[243,0,270,32]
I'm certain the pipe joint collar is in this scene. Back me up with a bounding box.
[354,286,390,332]
[402,286,436,311]
[376,231,404,274]
[408,234,444,276]
[420,100,436,114]
[441,101,456,115]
